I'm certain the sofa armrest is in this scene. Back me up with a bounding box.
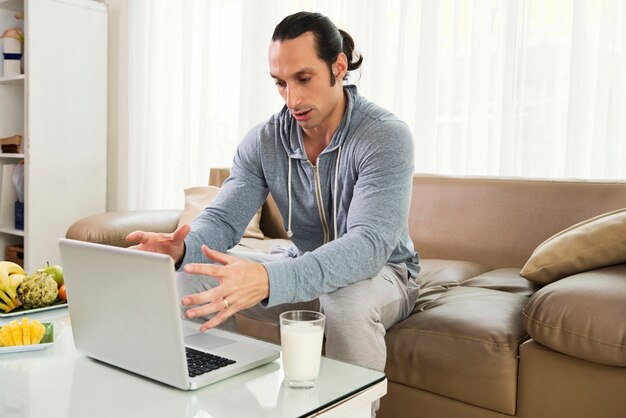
[522,264,626,367]
[66,209,182,248]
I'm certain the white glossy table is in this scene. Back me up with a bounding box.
[0,309,386,418]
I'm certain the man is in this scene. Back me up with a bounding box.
[127,11,420,413]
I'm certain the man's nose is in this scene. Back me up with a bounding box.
[285,85,302,109]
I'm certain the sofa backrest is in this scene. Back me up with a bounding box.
[409,175,626,268]
[210,168,626,269]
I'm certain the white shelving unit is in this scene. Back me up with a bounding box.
[0,74,24,83]
[0,0,107,272]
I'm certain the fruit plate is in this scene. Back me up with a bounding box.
[0,301,68,318]
[0,322,54,354]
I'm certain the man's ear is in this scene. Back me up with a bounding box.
[333,52,349,81]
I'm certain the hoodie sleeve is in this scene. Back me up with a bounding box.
[181,124,269,265]
[262,119,414,306]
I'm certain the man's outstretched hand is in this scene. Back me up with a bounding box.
[126,224,190,264]
[182,245,270,331]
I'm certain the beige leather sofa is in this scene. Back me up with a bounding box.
[67,169,626,418]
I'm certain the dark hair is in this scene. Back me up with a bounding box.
[272,11,363,86]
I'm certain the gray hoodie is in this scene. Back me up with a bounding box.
[182,85,420,307]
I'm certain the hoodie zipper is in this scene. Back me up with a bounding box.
[310,162,330,244]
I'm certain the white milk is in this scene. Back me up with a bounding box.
[281,323,324,382]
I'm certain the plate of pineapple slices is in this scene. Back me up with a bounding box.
[0,317,54,353]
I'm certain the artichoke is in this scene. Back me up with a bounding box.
[16,272,58,309]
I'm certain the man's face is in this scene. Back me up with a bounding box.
[269,32,345,132]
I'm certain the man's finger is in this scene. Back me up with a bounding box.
[182,288,222,307]
[172,224,191,242]
[201,245,239,265]
[200,309,233,332]
[126,230,144,242]
[183,262,225,278]
[184,299,223,319]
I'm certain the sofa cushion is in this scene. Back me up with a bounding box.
[463,268,540,297]
[178,186,264,239]
[412,259,491,313]
[385,286,530,415]
[520,208,626,284]
[522,264,626,367]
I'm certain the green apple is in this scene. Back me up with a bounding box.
[37,263,64,287]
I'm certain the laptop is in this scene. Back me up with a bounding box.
[59,238,280,391]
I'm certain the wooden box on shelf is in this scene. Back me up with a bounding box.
[5,244,23,267]
[0,134,22,153]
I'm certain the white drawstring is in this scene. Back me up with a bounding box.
[286,144,342,241]
[333,145,343,240]
[287,156,293,238]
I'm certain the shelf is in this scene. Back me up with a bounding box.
[0,226,24,236]
[0,0,22,13]
[0,74,25,85]
[0,0,106,272]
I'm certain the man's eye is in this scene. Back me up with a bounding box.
[275,81,286,88]
[299,78,311,83]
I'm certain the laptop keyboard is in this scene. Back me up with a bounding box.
[185,347,236,378]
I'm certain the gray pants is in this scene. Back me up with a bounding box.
[177,249,420,415]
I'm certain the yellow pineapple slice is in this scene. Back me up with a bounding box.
[8,319,23,345]
[22,317,31,345]
[39,322,47,343]
[29,320,40,343]
[0,325,15,346]
[30,320,45,344]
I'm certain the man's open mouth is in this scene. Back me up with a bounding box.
[292,109,312,121]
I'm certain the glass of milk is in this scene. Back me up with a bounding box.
[280,310,325,389]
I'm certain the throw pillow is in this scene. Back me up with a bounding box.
[177,186,264,240]
[520,208,626,284]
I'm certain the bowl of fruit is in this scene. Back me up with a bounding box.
[0,261,67,317]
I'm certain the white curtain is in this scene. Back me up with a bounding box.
[127,0,626,210]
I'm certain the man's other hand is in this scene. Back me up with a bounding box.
[181,245,270,331]
[126,224,190,264]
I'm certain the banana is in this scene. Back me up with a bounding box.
[0,261,27,313]
[9,273,26,284]
[0,261,27,278]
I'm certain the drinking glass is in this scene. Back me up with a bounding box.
[279,310,325,389]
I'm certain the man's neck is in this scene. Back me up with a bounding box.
[303,90,347,164]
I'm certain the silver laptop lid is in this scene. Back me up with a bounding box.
[59,238,189,389]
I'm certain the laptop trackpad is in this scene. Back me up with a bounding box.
[185,333,235,351]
